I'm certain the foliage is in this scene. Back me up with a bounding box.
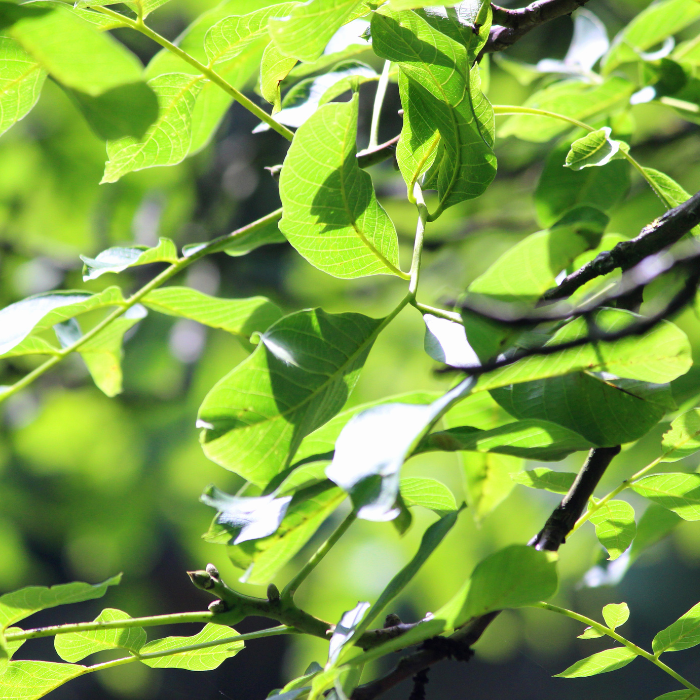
[1,0,700,699]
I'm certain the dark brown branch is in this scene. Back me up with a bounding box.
[351,446,621,700]
[356,135,400,169]
[543,190,700,301]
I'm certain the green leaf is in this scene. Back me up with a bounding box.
[198,308,383,485]
[419,419,594,461]
[499,77,634,143]
[454,545,558,624]
[0,661,87,699]
[458,452,522,521]
[102,73,205,184]
[260,42,297,111]
[139,623,243,670]
[602,602,630,630]
[423,314,479,368]
[269,0,365,62]
[662,409,700,461]
[278,94,403,279]
[54,608,146,662]
[589,500,636,560]
[0,34,46,137]
[0,287,124,357]
[511,468,577,495]
[535,138,629,227]
[399,477,458,515]
[328,601,370,665]
[0,336,59,359]
[654,602,700,654]
[3,2,142,96]
[0,575,121,631]
[292,391,440,465]
[204,4,296,67]
[632,474,700,521]
[602,0,700,74]
[565,127,629,170]
[80,238,178,281]
[143,288,282,340]
[630,505,681,561]
[651,692,698,700]
[642,167,695,210]
[578,626,604,639]
[75,0,170,19]
[555,647,637,677]
[326,378,475,520]
[372,9,496,211]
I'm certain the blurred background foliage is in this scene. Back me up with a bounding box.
[3,0,700,698]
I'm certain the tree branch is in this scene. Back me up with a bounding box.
[485,0,590,54]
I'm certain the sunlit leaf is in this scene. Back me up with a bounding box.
[589,500,636,560]
[139,623,243,670]
[400,477,458,516]
[423,314,479,368]
[143,288,283,340]
[578,626,604,639]
[459,452,522,521]
[80,238,178,280]
[54,608,146,662]
[75,0,171,19]
[654,602,700,654]
[269,0,366,62]
[555,646,636,677]
[662,409,700,461]
[565,127,629,170]
[278,94,403,279]
[260,42,297,111]
[632,474,700,521]
[0,661,86,699]
[328,602,370,665]
[511,468,577,494]
[602,602,629,630]
[199,308,383,485]
[102,73,204,183]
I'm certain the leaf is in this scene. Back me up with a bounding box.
[642,167,695,210]
[0,575,121,631]
[0,661,87,699]
[399,477,457,516]
[632,474,700,521]
[419,419,594,461]
[662,409,700,461]
[198,308,383,486]
[372,9,496,211]
[278,94,403,279]
[102,73,204,184]
[511,468,577,494]
[139,623,243,670]
[80,238,178,280]
[182,216,286,259]
[269,0,366,62]
[651,692,698,700]
[499,77,634,143]
[0,286,124,357]
[458,452,522,521]
[260,42,297,111]
[589,500,636,560]
[0,34,46,137]
[654,602,700,654]
[54,608,146,662]
[75,0,170,19]
[143,288,283,340]
[292,391,441,466]
[565,127,629,170]
[423,314,480,368]
[256,60,377,131]
[603,0,700,74]
[204,4,296,67]
[3,3,142,96]
[325,378,475,520]
[602,602,629,630]
[555,647,636,677]
[327,602,370,665]
[579,626,604,639]
[454,545,558,624]
[630,505,681,561]
[201,485,293,545]
[535,138,629,227]
[0,336,59,359]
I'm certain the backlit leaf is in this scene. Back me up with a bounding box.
[260,42,297,111]
[54,608,146,662]
[81,238,178,280]
[579,626,604,639]
[630,505,681,561]
[458,452,522,521]
[511,468,577,494]
[0,661,86,699]
[399,477,458,515]
[662,409,700,461]
[198,308,383,485]
[589,500,636,560]
[602,602,629,630]
[565,127,629,170]
[653,602,700,654]
[328,602,370,665]
[632,474,700,521]
[75,0,171,19]
[555,647,636,677]
[278,94,403,279]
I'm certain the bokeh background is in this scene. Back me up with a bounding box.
[2,0,700,698]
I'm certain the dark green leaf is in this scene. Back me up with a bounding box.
[630,505,681,561]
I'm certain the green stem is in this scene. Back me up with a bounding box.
[282,511,357,603]
[5,612,214,642]
[369,61,391,150]
[492,105,669,206]
[0,209,283,405]
[412,302,463,324]
[94,7,294,142]
[80,625,294,675]
[409,183,429,297]
[570,453,665,534]
[534,602,700,695]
